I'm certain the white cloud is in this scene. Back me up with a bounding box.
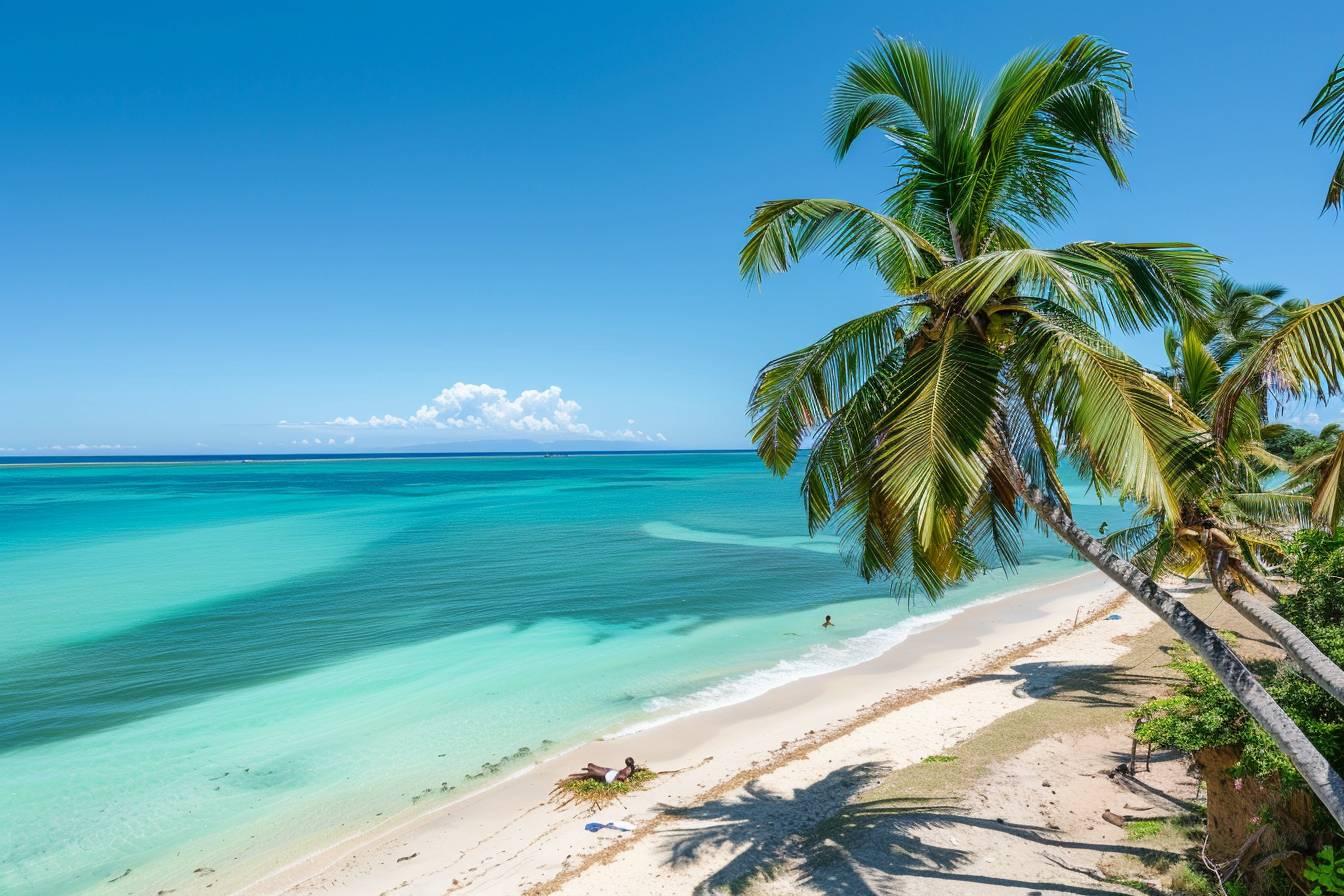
[1307,412,1321,425]
[313,382,661,442]
[344,436,356,445]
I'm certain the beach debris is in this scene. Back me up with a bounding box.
[107,868,132,883]
[1105,614,1122,620]
[396,852,418,862]
[193,867,215,876]
[1102,809,1127,828]
[550,768,657,812]
[583,821,634,833]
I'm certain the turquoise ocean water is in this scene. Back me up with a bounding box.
[0,452,1124,894]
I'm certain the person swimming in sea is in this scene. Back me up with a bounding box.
[564,757,637,785]
[822,614,834,628]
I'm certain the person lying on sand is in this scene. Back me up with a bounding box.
[565,757,636,785]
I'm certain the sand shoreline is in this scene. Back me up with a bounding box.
[238,568,1137,896]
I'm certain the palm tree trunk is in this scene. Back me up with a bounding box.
[1220,586,1344,705]
[1208,552,1344,707]
[997,455,1344,829]
[1224,554,1284,601]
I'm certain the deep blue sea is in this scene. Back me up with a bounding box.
[0,452,1124,894]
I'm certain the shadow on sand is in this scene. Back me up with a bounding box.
[655,763,1177,894]
[651,656,1195,894]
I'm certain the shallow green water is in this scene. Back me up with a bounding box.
[0,452,1124,894]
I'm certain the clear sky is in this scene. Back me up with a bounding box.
[3,1,1341,454]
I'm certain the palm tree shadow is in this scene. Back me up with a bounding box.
[655,764,1175,895]
[963,661,1172,707]
[793,795,1175,895]
[652,763,890,894]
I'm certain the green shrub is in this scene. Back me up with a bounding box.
[1133,528,1344,782]
[1306,845,1344,895]
[1262,424,1318,460]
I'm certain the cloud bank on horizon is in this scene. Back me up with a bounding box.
[290,382,667,444]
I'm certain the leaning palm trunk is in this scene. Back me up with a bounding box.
[1225,555,1284,601]
[1002,457,1344,827]
[740,33,1344,830]
[1222,585,1344,705]
[1208,552,1344,707]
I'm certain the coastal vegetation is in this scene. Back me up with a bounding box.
[1106,280,1344,707]
[1134,530,1344,889]
[740,31,1344,833]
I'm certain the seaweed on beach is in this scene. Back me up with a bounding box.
[550,768,657,811]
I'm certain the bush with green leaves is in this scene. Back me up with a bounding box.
[1134,529,1344,782]
[1134,649,1295,779]
[1306,845,1344,895]
[1262,423,1320,460]
[1280,529,1344,654]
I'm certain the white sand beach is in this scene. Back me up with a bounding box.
[236,569,1176,896]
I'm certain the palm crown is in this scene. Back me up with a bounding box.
[1105,280,1312,580]
[741,35,1220,595]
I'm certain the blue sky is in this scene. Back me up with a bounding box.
[2,1,1342,454]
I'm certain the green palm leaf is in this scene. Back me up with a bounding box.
[1303,55,1344,211]
[748,304,909,475]
[1306,437,1344,528]
[867,324,1004,551]
[1211,296,1344,442]
[740,198,943,292]
[1015,304,1208,519]
[920,242,1215,331]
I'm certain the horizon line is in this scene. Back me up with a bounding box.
[0,447,762,469]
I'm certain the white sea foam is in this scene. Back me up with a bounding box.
[609,570,1100,738]
[641,520,842,553]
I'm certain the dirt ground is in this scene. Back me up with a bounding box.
[723,589,1278,895]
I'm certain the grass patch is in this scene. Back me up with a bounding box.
[920,754,957,763]
[551,768,657,810]
[1125,819,1165,840]
[1167,861,1215,895]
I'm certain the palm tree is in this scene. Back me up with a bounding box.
[1191,278,1295,369]
[1303,54,1344,211]
[1107,282,1344,706]
[1298,426,1344,528]
[741,35,1344,824]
